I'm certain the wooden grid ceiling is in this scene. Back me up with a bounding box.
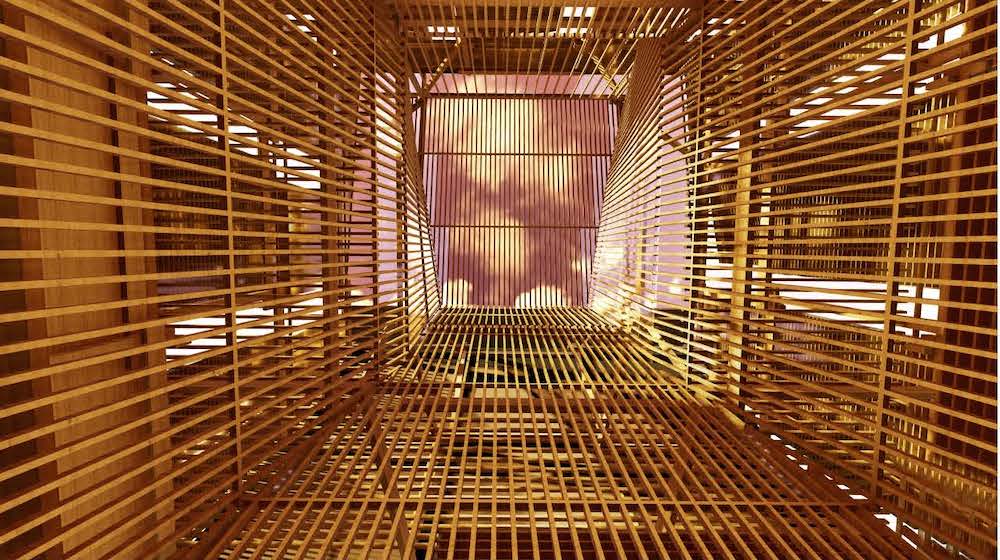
[0,0,996,559]
[396,0,696,96]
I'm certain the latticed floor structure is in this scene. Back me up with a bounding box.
[220,309,918,559]
[0,1,996,559]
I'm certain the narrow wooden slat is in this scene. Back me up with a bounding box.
[592,1,997,557]
[1,1,994,559]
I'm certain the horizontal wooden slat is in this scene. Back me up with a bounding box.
[1,1,994,559]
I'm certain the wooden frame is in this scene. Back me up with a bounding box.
[0,1,995,558]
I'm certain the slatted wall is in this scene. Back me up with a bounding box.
[423,94,614,307]
[0,0,995,558]
[593,0,997,557]
[592,37,695,383]
[0,1,436,558]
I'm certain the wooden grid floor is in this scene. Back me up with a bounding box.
[218,308,920,559]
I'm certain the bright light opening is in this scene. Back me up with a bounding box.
[562,6,596,18]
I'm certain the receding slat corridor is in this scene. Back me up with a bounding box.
[222,308,915,559]
[0,1,995,559]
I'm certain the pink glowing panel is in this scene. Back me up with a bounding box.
[422,91,617,307]
[423,73,621,96]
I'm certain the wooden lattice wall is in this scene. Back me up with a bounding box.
[593,0,997,556]
[0,1,437,557]
[0,0,996,559]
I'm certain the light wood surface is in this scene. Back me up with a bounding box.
[0,0,994,559]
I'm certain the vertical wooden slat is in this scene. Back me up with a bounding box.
[593,1,997,557]
[0,0,437,556]
[1,2,994,559]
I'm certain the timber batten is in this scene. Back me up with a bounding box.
[0,1,995,559]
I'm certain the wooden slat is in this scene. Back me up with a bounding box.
[0,0,438,557]
[592,1,997,557]
[1,1,994,559]
[217,308,921,559]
